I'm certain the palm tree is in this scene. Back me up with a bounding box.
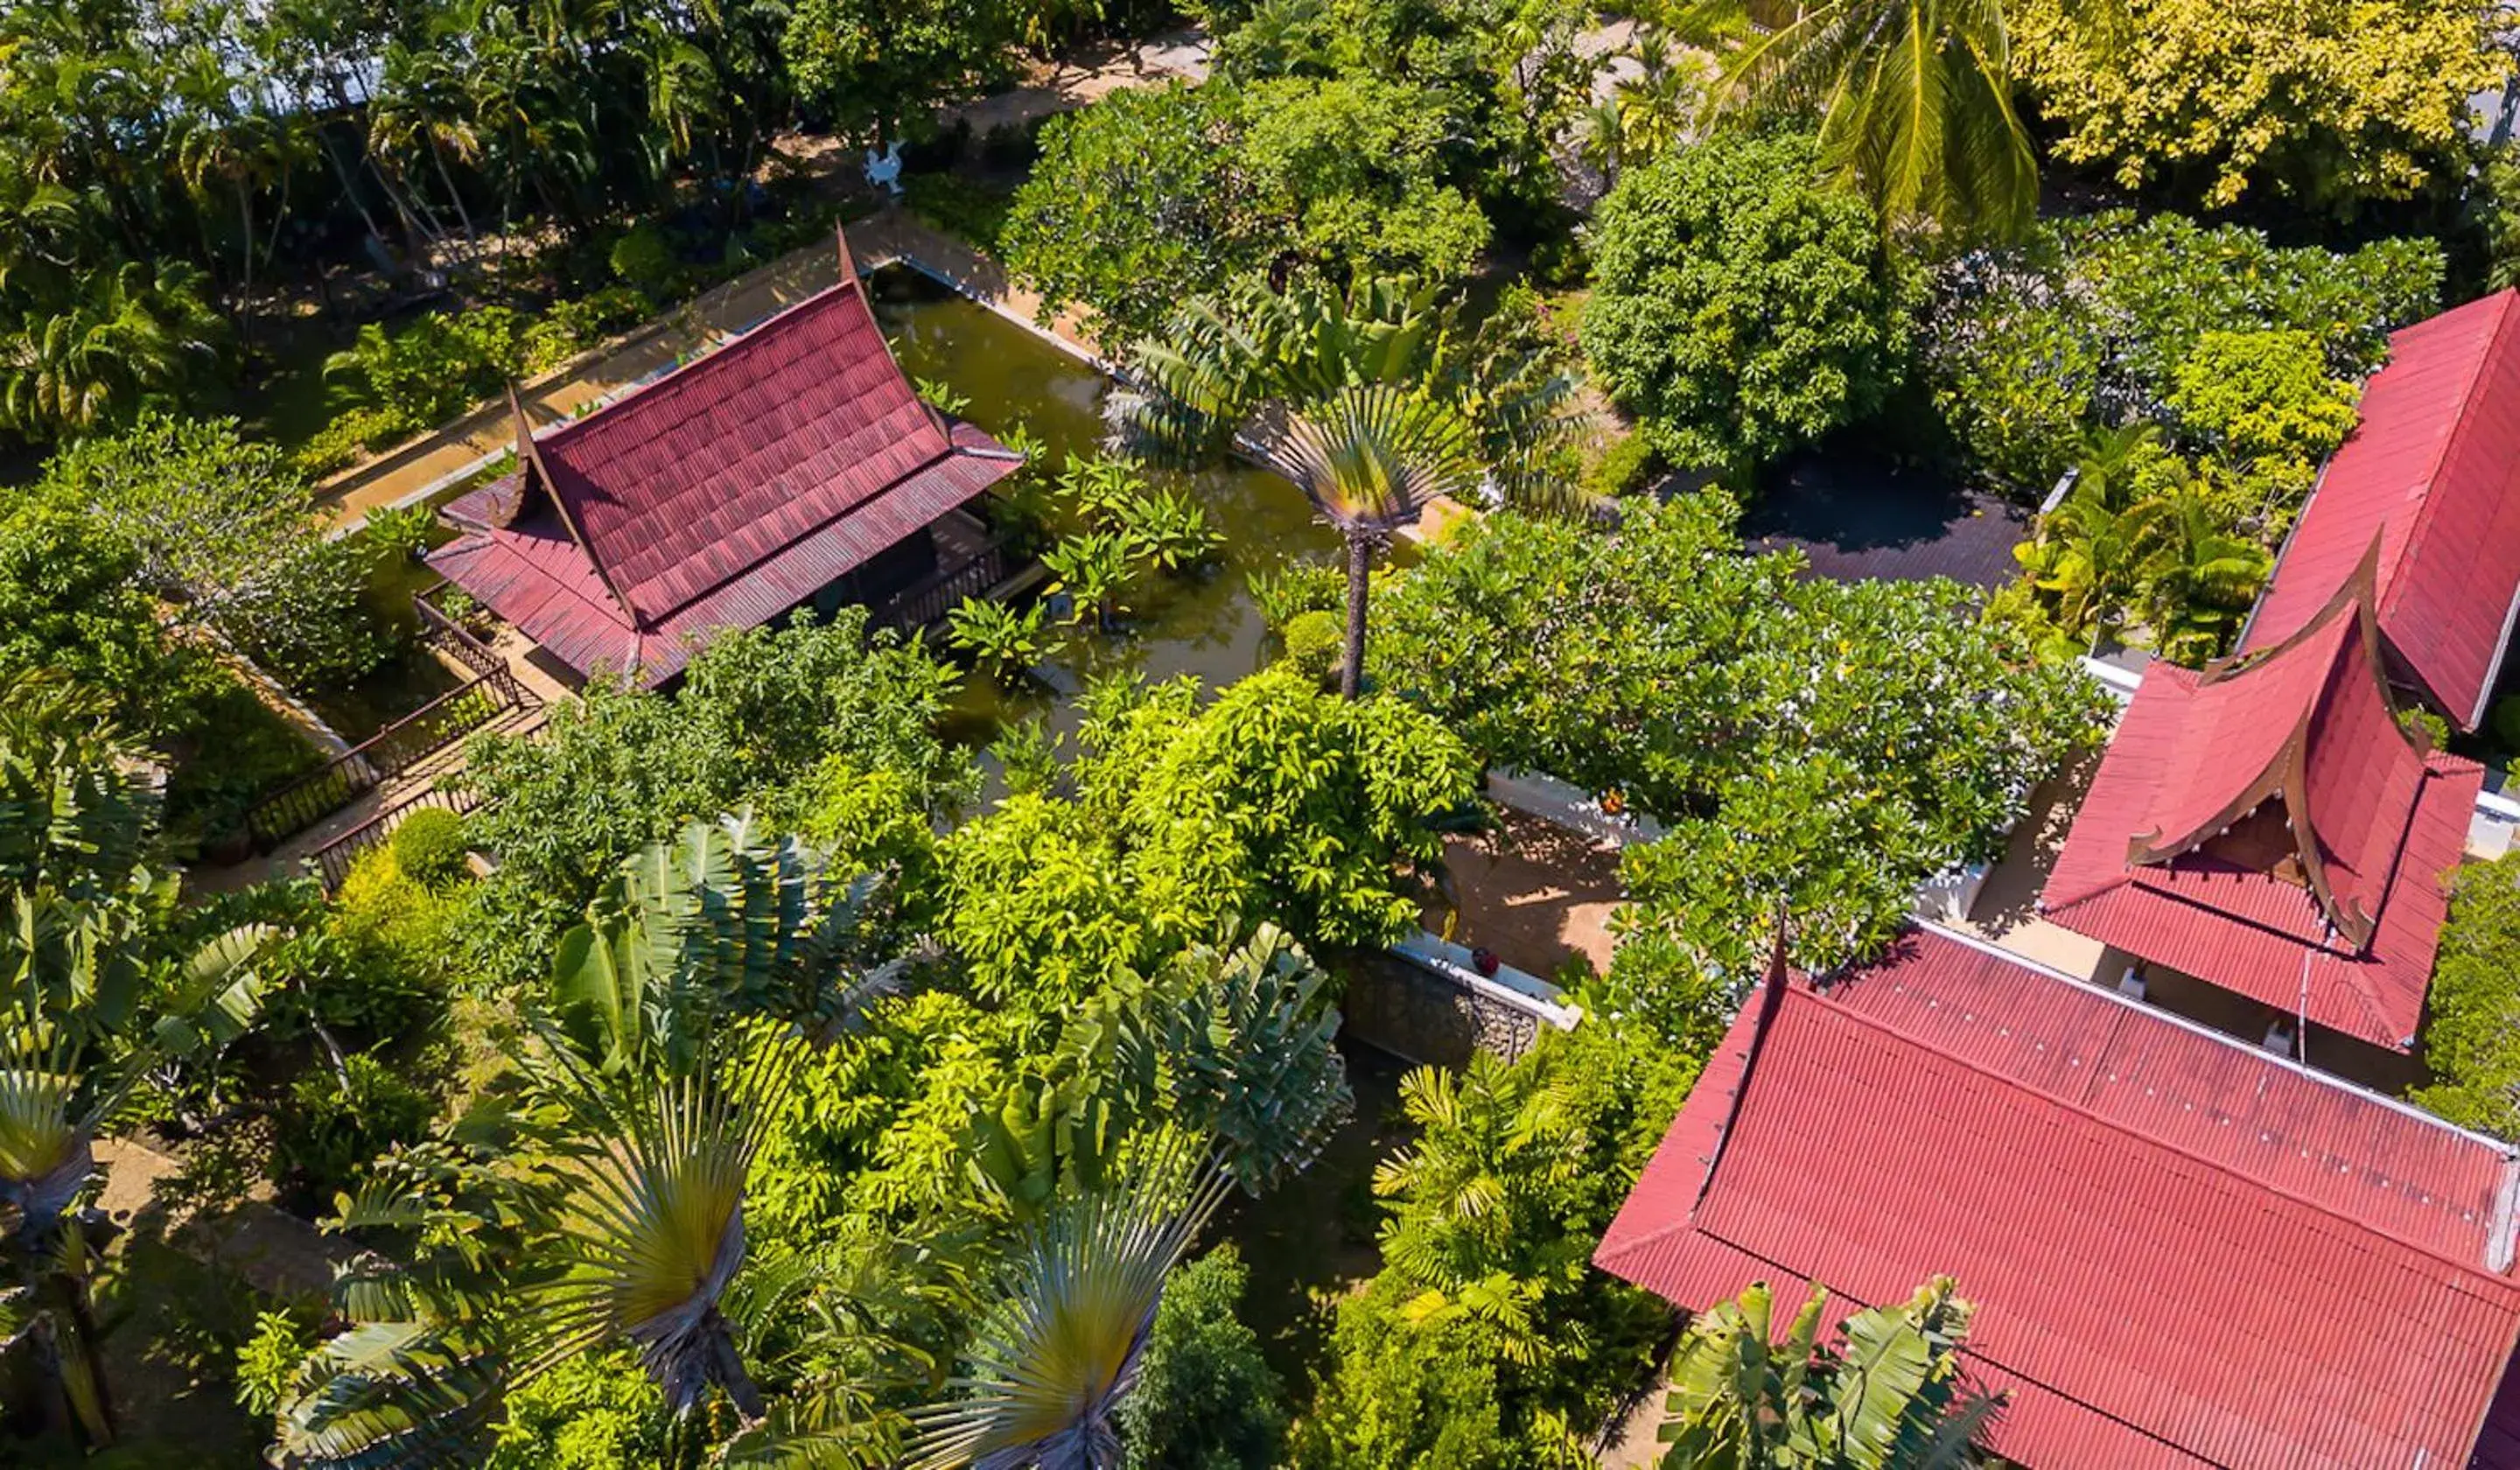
[274,816,895,1464]
[2129,481,2270,667]
[0,679,270,1448]
[1661,1278,1999,1467]
[1267,385,1478,697]
[1690,0,2040,241]
[906,1155,1233,1470]
[0,259,222,440]
[1370,1051,1582,1289]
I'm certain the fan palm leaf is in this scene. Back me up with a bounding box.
[1262,384,1477,696]
[905,1157,1233,1470]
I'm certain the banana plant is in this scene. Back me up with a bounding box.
[1661,1278,2000,1468]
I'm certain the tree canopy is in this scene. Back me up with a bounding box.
[1581,130,1914,477]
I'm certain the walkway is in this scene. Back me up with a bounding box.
[311,30,1213,533]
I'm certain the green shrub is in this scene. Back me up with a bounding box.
[234,1308,316,1417]
[1279,608,1343,685]
[2415,853,2520,1139]
[2400,705,2452,751]
[1582,431,1656,500]
[1246,562,1343,630]
[1118,1246,1287,1470]
[2491,695,2520,753]
[390,807,472,886]
[485,1350,669,1470]
[608,223,682,299]
[904,172,1018,254]
[272,1051,438,1210]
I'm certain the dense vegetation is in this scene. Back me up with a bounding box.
[10,0,2520,1462]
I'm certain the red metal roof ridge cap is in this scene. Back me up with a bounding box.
[2375,289,2520,626]
[536,275,892,454]
[1796,924,2520,1276]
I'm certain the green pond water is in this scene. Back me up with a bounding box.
[867,266,1347,745]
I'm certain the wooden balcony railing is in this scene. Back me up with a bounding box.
[869,534,1015,634]
[244,593,531,850]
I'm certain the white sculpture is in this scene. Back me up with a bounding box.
[864,141,905,198]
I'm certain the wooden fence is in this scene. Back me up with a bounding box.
[312,782,485,891]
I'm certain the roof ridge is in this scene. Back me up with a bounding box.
[540,275,897,453]
[1803,928,2520,1278]
[2376,289,2518,625]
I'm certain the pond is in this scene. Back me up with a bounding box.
[866,266,1347,746]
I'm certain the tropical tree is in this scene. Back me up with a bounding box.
[1661,1278,1998,1467]
[2128,481,2269,666]
[1113,274,1563,695]
[0,678,271,1448]
[1688,0,2041,241]
[1270,386,1477,697]
[906,1153,1233,1469]
[1371,1052,1584,1292]
[272,816,894,1462]
[0,260,222,440]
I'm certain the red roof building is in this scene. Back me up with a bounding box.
[428,236,1023,688]
[2039,550,2482,1052]
[2244,289,2520,730]
[1596,924,2520,1470]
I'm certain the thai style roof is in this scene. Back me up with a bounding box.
[2040,548,2482,1050]
[2244,289,2520,729]
[426,235,1023,687]
[1595,924,2520,1470]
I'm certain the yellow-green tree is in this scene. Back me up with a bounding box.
[2008,0,2507,209]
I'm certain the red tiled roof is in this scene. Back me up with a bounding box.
[2040,571,2482,1050]
[426,259,1021,686]
[1595,925,2520,1470]
[2244,290,2520,729]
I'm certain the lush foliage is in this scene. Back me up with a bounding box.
[1002,84,1267,350]
[1923,210,2440,494]
[457,607,972,963]
[2010,0,2505,211]
[1691,0,2037,240]
[1117,1246,1288,1469]
[1372,498,2103,1042]
[1660,1278,1995,1467]
[1582,131,1914,476]
[1293,1021,1700,1466]
[940,671,1480,1003]
[2413,852,2520,1139]
[36,414,383,689]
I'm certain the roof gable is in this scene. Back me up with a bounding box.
[1596,926,2520,1470]
[2246,290,2520,728]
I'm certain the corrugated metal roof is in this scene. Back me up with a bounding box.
[2041,582,2481,1049]
[2245,290,2520,729]
[1595,926,2520,1470]
[425,270,1022,687]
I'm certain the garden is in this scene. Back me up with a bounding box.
[10,0,2520,1465]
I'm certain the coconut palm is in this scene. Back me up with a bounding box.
[1662,1277,1999,1467]
[1690,0,2040,241]
[0,259,222,439]
[1265,384,1479,697]
[905,1156,1233,1470]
